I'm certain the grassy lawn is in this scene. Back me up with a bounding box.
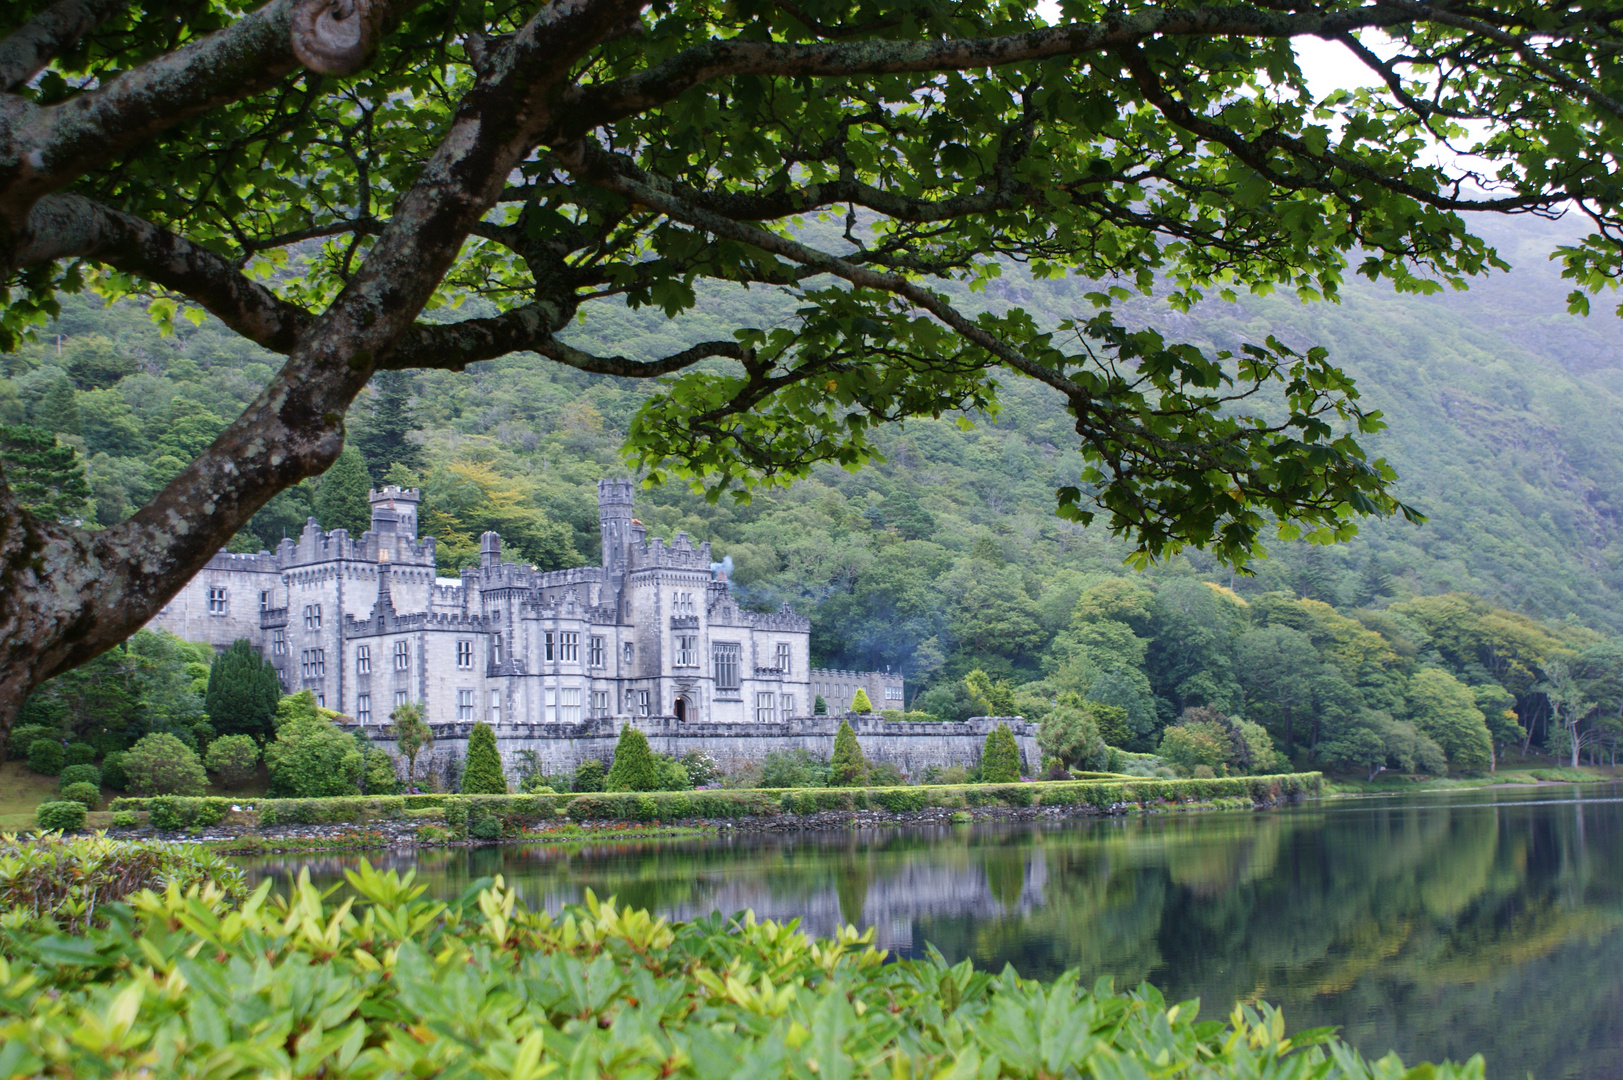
[0,760,68,831]
[1325,764,1623,795]
[0,759,271,832]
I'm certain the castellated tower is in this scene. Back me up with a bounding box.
[598,478,635,574]
[369,486,421,538]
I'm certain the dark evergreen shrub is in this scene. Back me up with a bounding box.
[830,721,868,786]
[606,727,660,792]
[205,639,282,739]
[28,739,64,776]
[58,764,101,790]
[59,782,101,810]
[573,759,606,792]
[35,801,86,831]
[64,742,96,766]
[460,723,508,794]
[470,816,502,841]
[980,724,1022,783]
[100,752,129,791]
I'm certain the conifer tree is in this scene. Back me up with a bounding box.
[204,639,281,740]
[849,687,874,714]
[314,445,373,535]
[0,425,91,523]
[830,720,868,786]
[354,371,423,476]
[813,696,827,716]
[980,724,1023,783]
[606,725,660,792]
[460,722,508,794]
[34,377,80,436]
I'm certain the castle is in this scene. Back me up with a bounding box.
[150,480,905,731]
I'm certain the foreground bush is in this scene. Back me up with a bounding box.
[0,833,245,932]
[0,865,1480,1079]
[33,801,86,832]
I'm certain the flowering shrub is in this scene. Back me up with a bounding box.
[0,832,244,933]
[0,865,1479,1078]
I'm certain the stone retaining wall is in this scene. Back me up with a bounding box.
[360,715,1039,787]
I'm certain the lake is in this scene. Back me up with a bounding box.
[237,783,1623,1079]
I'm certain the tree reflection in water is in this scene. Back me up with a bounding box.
[240,787,1623,1080]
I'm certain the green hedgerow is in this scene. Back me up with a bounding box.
[606,726,660,792]
[35,800,87,831]
[830,721,868,786]
[110,810,139,829]
[980,724,1022,784]
[460,723,508,794]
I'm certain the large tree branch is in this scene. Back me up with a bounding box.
[15,193,314,352]
[0,0,424,235]
[0,0,128,92]
[554,2,1421,137]
[562,140,1089,401]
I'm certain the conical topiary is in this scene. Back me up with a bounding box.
[850,687,873,714]
[813,696,827,715]
[606,725,660,792]
[830,720,868,786]
[459,722,509,794]
[980,723,1022,783]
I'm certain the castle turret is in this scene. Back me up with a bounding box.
[369,486,420,539]
[598,478,635,574]
[480,531,501,568]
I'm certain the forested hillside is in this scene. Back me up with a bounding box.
[5,214,1623,772]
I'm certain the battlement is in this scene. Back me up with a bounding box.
[202,549,280,574]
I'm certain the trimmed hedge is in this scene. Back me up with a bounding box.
[108,774,1323,829]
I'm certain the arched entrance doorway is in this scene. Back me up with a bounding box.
[674,697,689,723]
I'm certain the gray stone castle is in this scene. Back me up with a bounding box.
[149,479,1037,781]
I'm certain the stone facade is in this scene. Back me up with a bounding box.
[146,479,1041,780]
[379,714,1040,788]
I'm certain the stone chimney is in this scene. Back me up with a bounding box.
[369,486,421,539]
[479,531,502,568]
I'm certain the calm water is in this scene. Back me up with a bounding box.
[237,785,1623,1079]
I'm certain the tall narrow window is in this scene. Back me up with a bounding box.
[545,688,556,722]
[489,689,502,724]
[493,634,503,665]
[303,604,322,629]
[315,649,325,676]
[272,629,286,655]
[394,690,409,708]
[356,644,371,673]
[560,688,582,723]
[623,642,634,665]
[591,690,610,716]
[544,632,554,661]
[456,640,473,669]
[457,690,475,720]
[713,643,741,691]
[560,632,579,661]
[356,694,372,723]
[259,590,270,610]
[676,635,696,667]
[636,690,651,717]
[589,636,605,667]
[393,640,410,671]
[207,587,227,614]
[316,693,325,708]
[776,642,792,673]
[781,694,795,717]
[756,692,776,722]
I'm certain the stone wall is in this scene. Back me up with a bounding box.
[361,715,1039,787]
